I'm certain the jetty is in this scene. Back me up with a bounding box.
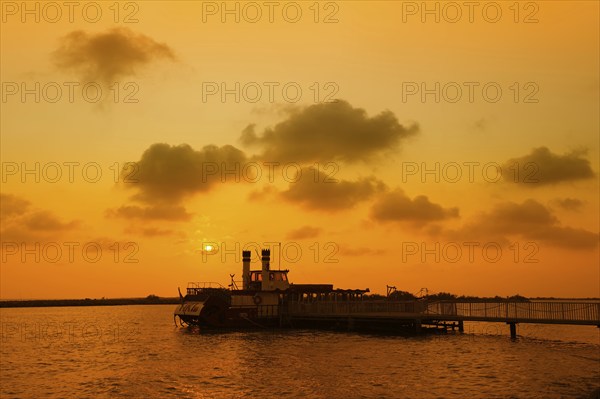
[284,297,600,338]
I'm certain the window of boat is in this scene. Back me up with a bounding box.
[270,272,288,281]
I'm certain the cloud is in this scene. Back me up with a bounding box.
[553,198,585,211]
[23,211,79,231]
[247,185,277,202]
[476,199,557,233]
[503,147,595,185]
[0,193,30,219]
[106,204,192,221]
[280,167,386,211]
[240,100,418,163]
[446,199,598,250]
[532,226,599,249]
[123,226,184,237]
[52,28,175,84]
[138,228,177,237]
[370,189,459,224]
[122,143,248,204]
[0,194,79,242]
[286,226,322,240]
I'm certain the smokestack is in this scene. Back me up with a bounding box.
[261,249,270,271]
[261,249,270,290]
[242,250,251,290]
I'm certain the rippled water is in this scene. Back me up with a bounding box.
[1,305,598,399]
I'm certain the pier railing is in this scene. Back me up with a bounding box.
[287,300,600,325]
[424,301,600,324]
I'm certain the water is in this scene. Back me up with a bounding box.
[1,305,598,399]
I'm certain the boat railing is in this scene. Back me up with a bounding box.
[258,304,279,317]
[233,304,280,317]
[187,282,225,289]
[186,282,226,295]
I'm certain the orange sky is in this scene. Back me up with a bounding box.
[1,1,598,299]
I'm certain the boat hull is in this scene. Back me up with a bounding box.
[174,292,281,329]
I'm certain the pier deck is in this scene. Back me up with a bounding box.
[285,300,600,336]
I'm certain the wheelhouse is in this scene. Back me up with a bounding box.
[249,270,288,282]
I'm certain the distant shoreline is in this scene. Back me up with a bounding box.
[1,296,598,309]
[0,297,181,308]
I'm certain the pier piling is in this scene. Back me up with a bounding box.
[508,322,517,339]
[414,319,422,333]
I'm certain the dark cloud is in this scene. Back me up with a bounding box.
[478,199,557,234]
[0,194,79,242]
[106,204,192,221]
[0,193,30,219]
[240,100,418,163]
[503,147,595,185]
[553,198,585,211]
[286,226,322,240]
[24,211,79,231]
[370,189,459,224]
[447,199,598,250]
[280,167,386,211]
[52,28,175,84]
[123,143,248,204]
[112,143,249,223]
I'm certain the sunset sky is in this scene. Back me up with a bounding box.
[1,1,598,299]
